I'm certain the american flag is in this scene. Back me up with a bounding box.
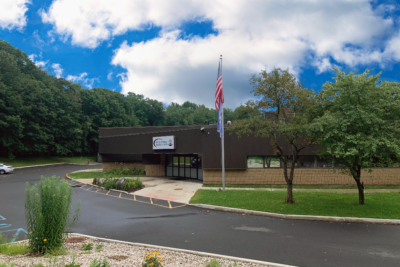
[215,61,224,110]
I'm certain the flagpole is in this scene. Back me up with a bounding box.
[220,55,225,191]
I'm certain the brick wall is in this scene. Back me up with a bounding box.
[103,162,145,172]
[203,168,400,186]
[145,155,165,177]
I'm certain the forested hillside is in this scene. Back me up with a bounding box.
[0,40,237,158]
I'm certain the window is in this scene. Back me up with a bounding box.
[247,155,336,169]
[247,156,281,168]
[265,156,280,168]
[247,156,264,168]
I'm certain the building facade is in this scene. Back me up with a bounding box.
[98,125,400,186]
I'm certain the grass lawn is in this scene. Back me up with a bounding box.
[190,189,400,219]
[68,172,145,179]
[0,156,97,167]
[202,184,400,190]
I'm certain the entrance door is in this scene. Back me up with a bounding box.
[166,154,202,180]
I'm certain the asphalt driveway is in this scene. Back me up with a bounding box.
[1,164,400,267]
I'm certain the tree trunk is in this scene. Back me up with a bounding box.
[286,180,294,203]
[355,179,365,205]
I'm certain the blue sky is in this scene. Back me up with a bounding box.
[1,0,400,109]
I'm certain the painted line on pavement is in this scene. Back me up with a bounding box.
[67,176,186,209]
[0,215,28,242]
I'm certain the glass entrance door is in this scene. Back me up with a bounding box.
[165,154,201,179]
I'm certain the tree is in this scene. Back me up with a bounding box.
[229,68,317,203]
[312,69,400,204]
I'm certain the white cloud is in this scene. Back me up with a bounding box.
[66,72,99,89]
[0,0,30,30]
[107,71,113,81]
[52,63,63,78]
[28,53,48,68]
[41,0,400,107]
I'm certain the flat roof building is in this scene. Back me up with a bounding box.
[98,125,400,186]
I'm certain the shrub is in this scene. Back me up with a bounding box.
[103,168,145,177]
[95,177,143,191]
[142,251,163,267]
[25,176,81,253]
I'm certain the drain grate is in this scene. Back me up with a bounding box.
[174,188,183,190]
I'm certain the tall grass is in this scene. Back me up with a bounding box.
[25,176,80,253]
[0,233,29,255]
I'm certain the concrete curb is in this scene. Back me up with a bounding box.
[65,175,140,196]
[190,204,400,225]
[201,187,400,193]
[14,163,101,169]
[72,233,295,267]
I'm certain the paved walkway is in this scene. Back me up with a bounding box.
[71,176,202,203]
[201,187,400,193]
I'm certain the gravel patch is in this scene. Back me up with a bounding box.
[0,235,272,267]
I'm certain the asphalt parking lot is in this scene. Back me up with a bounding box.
[1,164,400,267]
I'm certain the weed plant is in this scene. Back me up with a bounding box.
[65,254,80,267]
[142,251,163,267]
[0,234,30,255]
[89,258,110,267]
[205,259,221,267]
[25,176,81,253]
[0,260,15,267]
[81,243,93,251]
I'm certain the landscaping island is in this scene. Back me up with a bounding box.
[0,235,258,267]
[190,189,400,220]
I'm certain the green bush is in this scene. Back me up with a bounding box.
[94,177,143,191]
[103,168,145,177]
[25,176,81,253]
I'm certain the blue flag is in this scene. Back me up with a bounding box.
[217,98,223,138]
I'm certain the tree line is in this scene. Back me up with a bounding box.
[0,40,237,158]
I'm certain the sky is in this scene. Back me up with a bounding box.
[1,0,400,109]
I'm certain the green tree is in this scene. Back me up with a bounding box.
[312,69,400,204]
[229,68,316,203]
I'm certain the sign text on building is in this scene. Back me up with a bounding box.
[152,136,175,150]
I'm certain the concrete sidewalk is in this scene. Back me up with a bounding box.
[71,176,202,204]
[201,187,400,193]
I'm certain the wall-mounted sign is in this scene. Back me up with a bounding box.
[152,136,175,150]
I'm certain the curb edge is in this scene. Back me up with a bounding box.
[71,233,295,267]
[189,204,400,225]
